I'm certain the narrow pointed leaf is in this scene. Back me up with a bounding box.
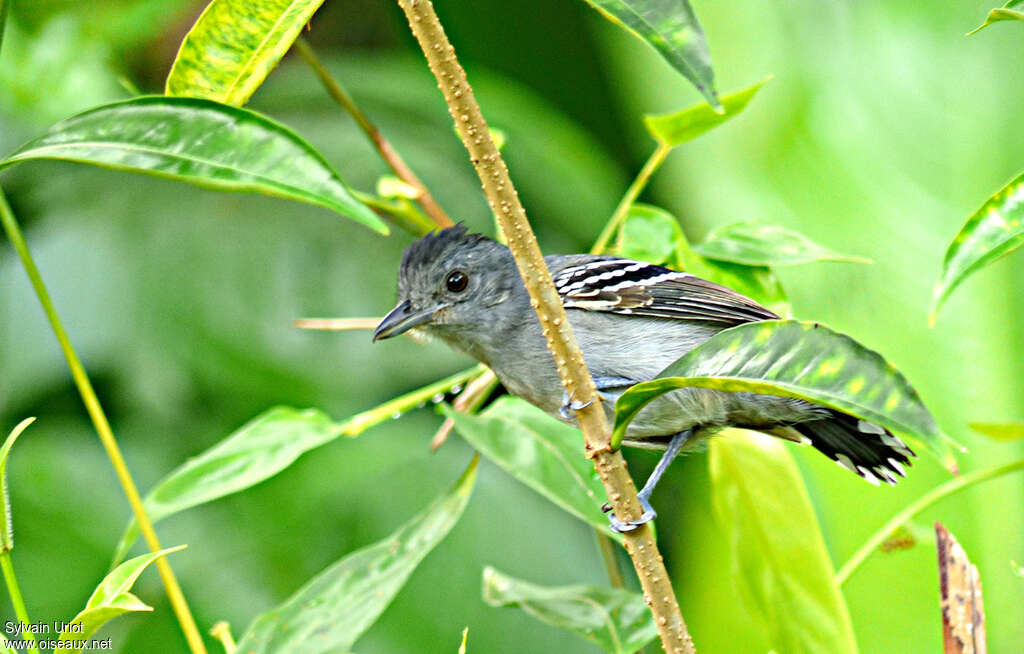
[58,546,185,652]
[967,0,1024,35]
[166,0,326,106]
[969,422,1024,442]
[613,320,956,469]
[443,397,618,539]
[581,0,719,107]
[0,417,34,552]
[709,430,859,654]
[0,96,387,233]
[235,457,478,654]
[482,567,657,654]
[694,222,872,266]
[930,172,1024,325]
[644,77,770,147]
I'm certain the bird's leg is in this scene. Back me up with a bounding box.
[559,376,635,419]
[604,428,693,533]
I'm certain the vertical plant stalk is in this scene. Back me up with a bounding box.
[294,37,454,230]
[210,621,237,654]
[591,143,671,255]
[394,3,695,652]
[0,190,209,654]
[0,554,39,654]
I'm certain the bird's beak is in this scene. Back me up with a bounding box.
[373,299,445,341]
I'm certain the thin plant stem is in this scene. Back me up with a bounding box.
[0,553,39,654]
[430,369,496,451]
[594,528,626,589]
[294,37,454,230]
[835,459,1024,586]
[591,143,671,255]
[292,317,381,331]
[210,622,237,654]
[395,2,696,651]
[0,189,208,654]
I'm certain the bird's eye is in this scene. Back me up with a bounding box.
[446,270,469,293]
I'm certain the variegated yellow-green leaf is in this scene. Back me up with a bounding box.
[0,417,34,552]
[581,0,719,108]
[0,97,387,233]
[644,77,770,147]
[58,546,185,654]
[967,0,1024,35]
[970,422,1024,442]
[709,431,858,654]
[166,0,326,106]
[930,171,1024,325]
[482,567,657,654]
[612,320,957,470]
[694,222,872,266]
[235,457,478,654]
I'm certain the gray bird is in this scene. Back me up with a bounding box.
[374,225,914,532]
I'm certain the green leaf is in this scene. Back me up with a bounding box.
[709,430,858,654]
[967,0,1024,35]
[693,222,872,267]
[444,397,617,539]
[234,457,478,654]
[166,0,326,106]
[0,96,387,234]
[612,320,957,470]
[970,422,1024,442]
[643,77,770,147]
[58,546,186,652]
[482,567,657,654]
[617,203,687,265]
[112,406,345,564]
[930,171,1024,325]
[0,417,33,552]
[0,0,9,57]
[581,0,719,108]
[696,258,791,318]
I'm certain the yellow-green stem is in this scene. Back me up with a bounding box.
[295,37,454,230]
[210,621,237,654]
[0,553,39,654]
[0,189,208,654]
[836,460,1024,585]
[591,143,671,255]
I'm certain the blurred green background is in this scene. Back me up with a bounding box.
[1,0,1023,652]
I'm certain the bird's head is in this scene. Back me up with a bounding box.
[373,224,518,344]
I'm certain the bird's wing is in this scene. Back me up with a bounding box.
[550,257,778,325]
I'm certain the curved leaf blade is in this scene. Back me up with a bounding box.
[235,457,478,654]
[58,546,185,652]
[643,77,770,147]
[930,172,1024,325]
[709,430,858,654]
[0,96,387,233]
[694,222,872,267]
[166,0,326,106]
[443,397,618,539]
[581,0,719,108]
[617,203,687,266]
[612,320,956,469]
[967,0,1024,35]
[0,417,34,552]
[482,567,657,654]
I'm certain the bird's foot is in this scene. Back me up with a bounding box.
[601,494,656,533]
[558,377,635,420]
[559,391,593,420]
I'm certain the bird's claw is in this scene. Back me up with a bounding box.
[559,390,593,419]
[602,499,657,533]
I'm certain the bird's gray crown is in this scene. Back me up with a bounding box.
[400,223,492,279]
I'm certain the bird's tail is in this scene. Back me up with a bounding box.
[794,411,915,485]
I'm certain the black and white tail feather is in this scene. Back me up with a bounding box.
[551,256,916,485]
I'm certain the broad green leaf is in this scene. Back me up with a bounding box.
[113,368,479,564]
[482,567,657,654]
[443,397,617,539]
[58,546,185,652]
[930,171,1024,325]
[581,0,719,108]
[235,457,478,654]
[709,430,858,654]
[696,258,791,318]
[613,320,957,470]
[617,203,686,265]
[967,0,1024,35]
[694,222,872,267]
[0,96,387,234]
[166,0,325,106]
[0,417,33,552]
[643,77,770,147]
[970,422,1024,442]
